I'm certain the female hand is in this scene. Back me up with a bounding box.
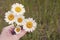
[0,25,26,40]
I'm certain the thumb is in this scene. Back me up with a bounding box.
[14,30,27,39]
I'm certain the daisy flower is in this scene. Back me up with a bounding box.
[14,26,21,34]
[15,15,25,25]
[4,11,16,24]
[23,18,37,32]
[11,3,25,15]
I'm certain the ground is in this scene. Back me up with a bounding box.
[0,0,60,40]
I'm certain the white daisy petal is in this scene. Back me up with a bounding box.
[11,3,25,15]
[15,15,25,25]
[4,11,16,24]
[14,26,21,34]
[23,18,37,32]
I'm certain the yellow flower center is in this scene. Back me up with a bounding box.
[18,18,23,23]
[26,22,33,28]
[15,7,21,12]
[16,28,20,32]
[8,14,14,21]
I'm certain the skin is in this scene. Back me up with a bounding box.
[0,25,27,40]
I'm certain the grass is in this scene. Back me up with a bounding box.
[0,0,60,40]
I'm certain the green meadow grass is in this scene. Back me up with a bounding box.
[0,0,60,40]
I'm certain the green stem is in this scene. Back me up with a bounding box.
[13,22,17,27]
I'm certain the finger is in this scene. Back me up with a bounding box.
[3,25,14,31]
[1,25,15,35]
[14,30,27,39]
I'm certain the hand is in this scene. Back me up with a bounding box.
[0,25,26,40]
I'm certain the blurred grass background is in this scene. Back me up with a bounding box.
[0,0,60,40]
